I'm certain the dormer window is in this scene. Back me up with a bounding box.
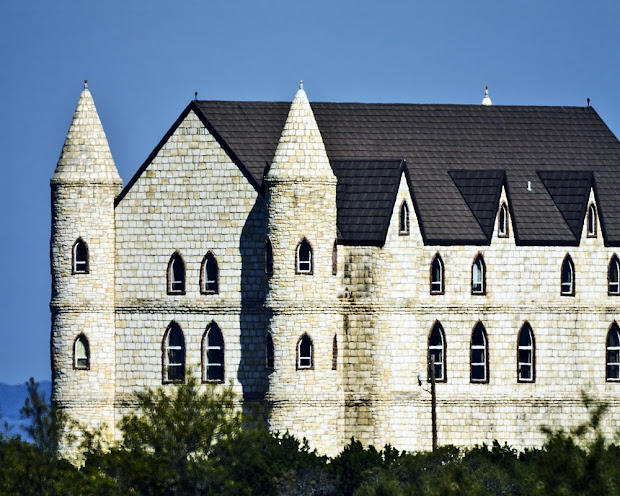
[201,252,218,294]
[399,201,410,235]
[430,254,444,295]
[471,254,486,295]
[561,255,575,296]
[296,239,313,274]
[167,252,186,294]
[498,203,509,237]
[609,255,620,295]
[72,238,89,274]
[587,203,597,238]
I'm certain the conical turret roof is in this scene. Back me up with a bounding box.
[267,82,334,179]
[52,82,121,184]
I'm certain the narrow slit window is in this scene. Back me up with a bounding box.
[168,252,185,294]
[470,323,488,383]
[609,256,619,295]
[296,239,312,274]
[297,334,313,369]
[266,333,274,370]
[163,322,185,383]
[399,201,410,235]
[607,323,620,381]
[561,255,575,296]
[587,204,597,238]
[332,241,338,276]
[517,324,535,382]
[72,238,89,274]
[498,203,509,237]
[332,335,338,370]
[201,252,219,294]
[204,323,224,382]
[74,334,89,369]
[430,254,444,294]
[265,239,273,276]
[428,323,445,382]
[472,254,485,294]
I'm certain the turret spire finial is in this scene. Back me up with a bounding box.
[482,85,492,106]
[84,79,88,89]
[299,80,303,90]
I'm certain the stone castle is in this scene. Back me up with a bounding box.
[51,82,619,456]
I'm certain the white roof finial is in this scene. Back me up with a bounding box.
[84,79,88,89]
[482,85,492,106]
[299,79,304,90]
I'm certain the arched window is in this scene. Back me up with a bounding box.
[201,252,218,294]
[471,323,488,383]
[607,323,620,381]
[472,254,486,295]
[265,333,274,370]
[399,201,410,235]
[332,335,338,370]
[265,239,273,276]
[332,240,338,275]
[163,322,185,383]
[430,254,444,294]
[74,334,89,370]
[428,322,446,382]
[297,334,313,369]
[203,323,224,383]
[587,203,597,238]
[609,255,619,295]
[296,239,313,274]
[498,203,509,237]
[517,323,535,382]
[72,238,89,274]
[561,255,575,296]
[167,252,185,294]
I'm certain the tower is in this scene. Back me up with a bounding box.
[50,82,122,454]
[264,82,343,455]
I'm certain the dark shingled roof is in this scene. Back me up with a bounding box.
[121,100,620,246]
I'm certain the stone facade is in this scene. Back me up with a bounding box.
[51,83,619,458]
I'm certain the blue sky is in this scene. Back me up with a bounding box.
[1,0,619,384]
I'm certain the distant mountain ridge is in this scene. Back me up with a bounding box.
[0,380,52,439]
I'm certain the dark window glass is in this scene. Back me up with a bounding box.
[205,324,224,382]
[165,323,185,382]
[298,334,312,369]
[203,252,218,293]
[266,333,274,370]
[73,239,89,273]
[297,240,312,273]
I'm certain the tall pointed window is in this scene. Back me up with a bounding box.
[72,238,89,274]
[296,239,313,274]
[607,323,620,381]
[472,254,486,295]
[470,323,488,383]
[265,239,273,276]
[561,255,575,296]
[266,333,274,370]
[498,203,509,237]
[203,323,224,383]
[517,323,535,382]
[163,322,185,383]
[332,335,338,370]
[428,322,446,382]
[430,254,444,294]
[74,334,89,370]
[167,252,185,294]
[399,201,410,235]
[609,255,619,295]
[297,334,313,369]
[201,252,218,294]
[587,203,597,238]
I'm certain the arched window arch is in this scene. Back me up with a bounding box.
[296,239,313,274]
[399,201,410,235]
[517,323,535,382]
[203,322,224,383]
[609,255,619,296]
[561,254,575,296]
[471,322,488,383]
[265,239,273,276]
[163,322,185,383]
[430,253,444,295]
[167,252,186,294]
[201,252,219,294]
[471,254,486,295]
[297,333,313,369]
[607,322,620,381]
[587,203,597,238]
[74,334,89,370]
[332,334,338,370]
[72,238,89,274]
[428,322,446,382]
[332,240,338,276]
[498,202,509,237]
[265,333,274,370]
